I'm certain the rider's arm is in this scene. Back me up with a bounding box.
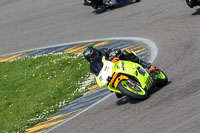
[99,48,122,60]
[99,48,110,60]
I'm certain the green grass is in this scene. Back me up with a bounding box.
[0,53,94,133]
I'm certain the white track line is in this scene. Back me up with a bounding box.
[43,37,158,133]
[45,93,113,133]
[0,37,157,63]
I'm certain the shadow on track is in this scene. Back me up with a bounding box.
[148,81,172,95]
[93,0,140,14]
[116,81,172,106]
[192,8,200,15]
[116,97,141,105]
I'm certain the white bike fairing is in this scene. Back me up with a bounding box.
[97,60,114,86]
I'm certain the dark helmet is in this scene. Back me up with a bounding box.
[83,45,100,62]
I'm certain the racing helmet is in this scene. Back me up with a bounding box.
[83,45,100,62]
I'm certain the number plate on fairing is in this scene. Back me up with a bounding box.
[97,61,114,85]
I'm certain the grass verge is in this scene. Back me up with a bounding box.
[0,53,94,133]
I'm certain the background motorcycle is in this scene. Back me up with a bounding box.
[186,0,200,8]
[84,0,140,12]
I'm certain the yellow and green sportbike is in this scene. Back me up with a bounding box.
[91,56,168,100]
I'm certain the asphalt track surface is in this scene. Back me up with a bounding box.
[1,0,200,133]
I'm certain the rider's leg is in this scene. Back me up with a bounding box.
[120,50,152,69]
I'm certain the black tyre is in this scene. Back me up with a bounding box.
[84,0,92,5]
[117,80,149,100]
[155,70,168,87]
[186,0,197,8]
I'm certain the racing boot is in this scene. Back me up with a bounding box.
[115,92,123,98]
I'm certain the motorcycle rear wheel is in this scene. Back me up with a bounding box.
[117,80,149,100]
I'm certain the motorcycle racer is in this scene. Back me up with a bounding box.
[83,45,161,99]
[83,45,152,75]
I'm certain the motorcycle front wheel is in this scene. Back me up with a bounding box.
[154,70,168,87]
[117,80,149,100]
